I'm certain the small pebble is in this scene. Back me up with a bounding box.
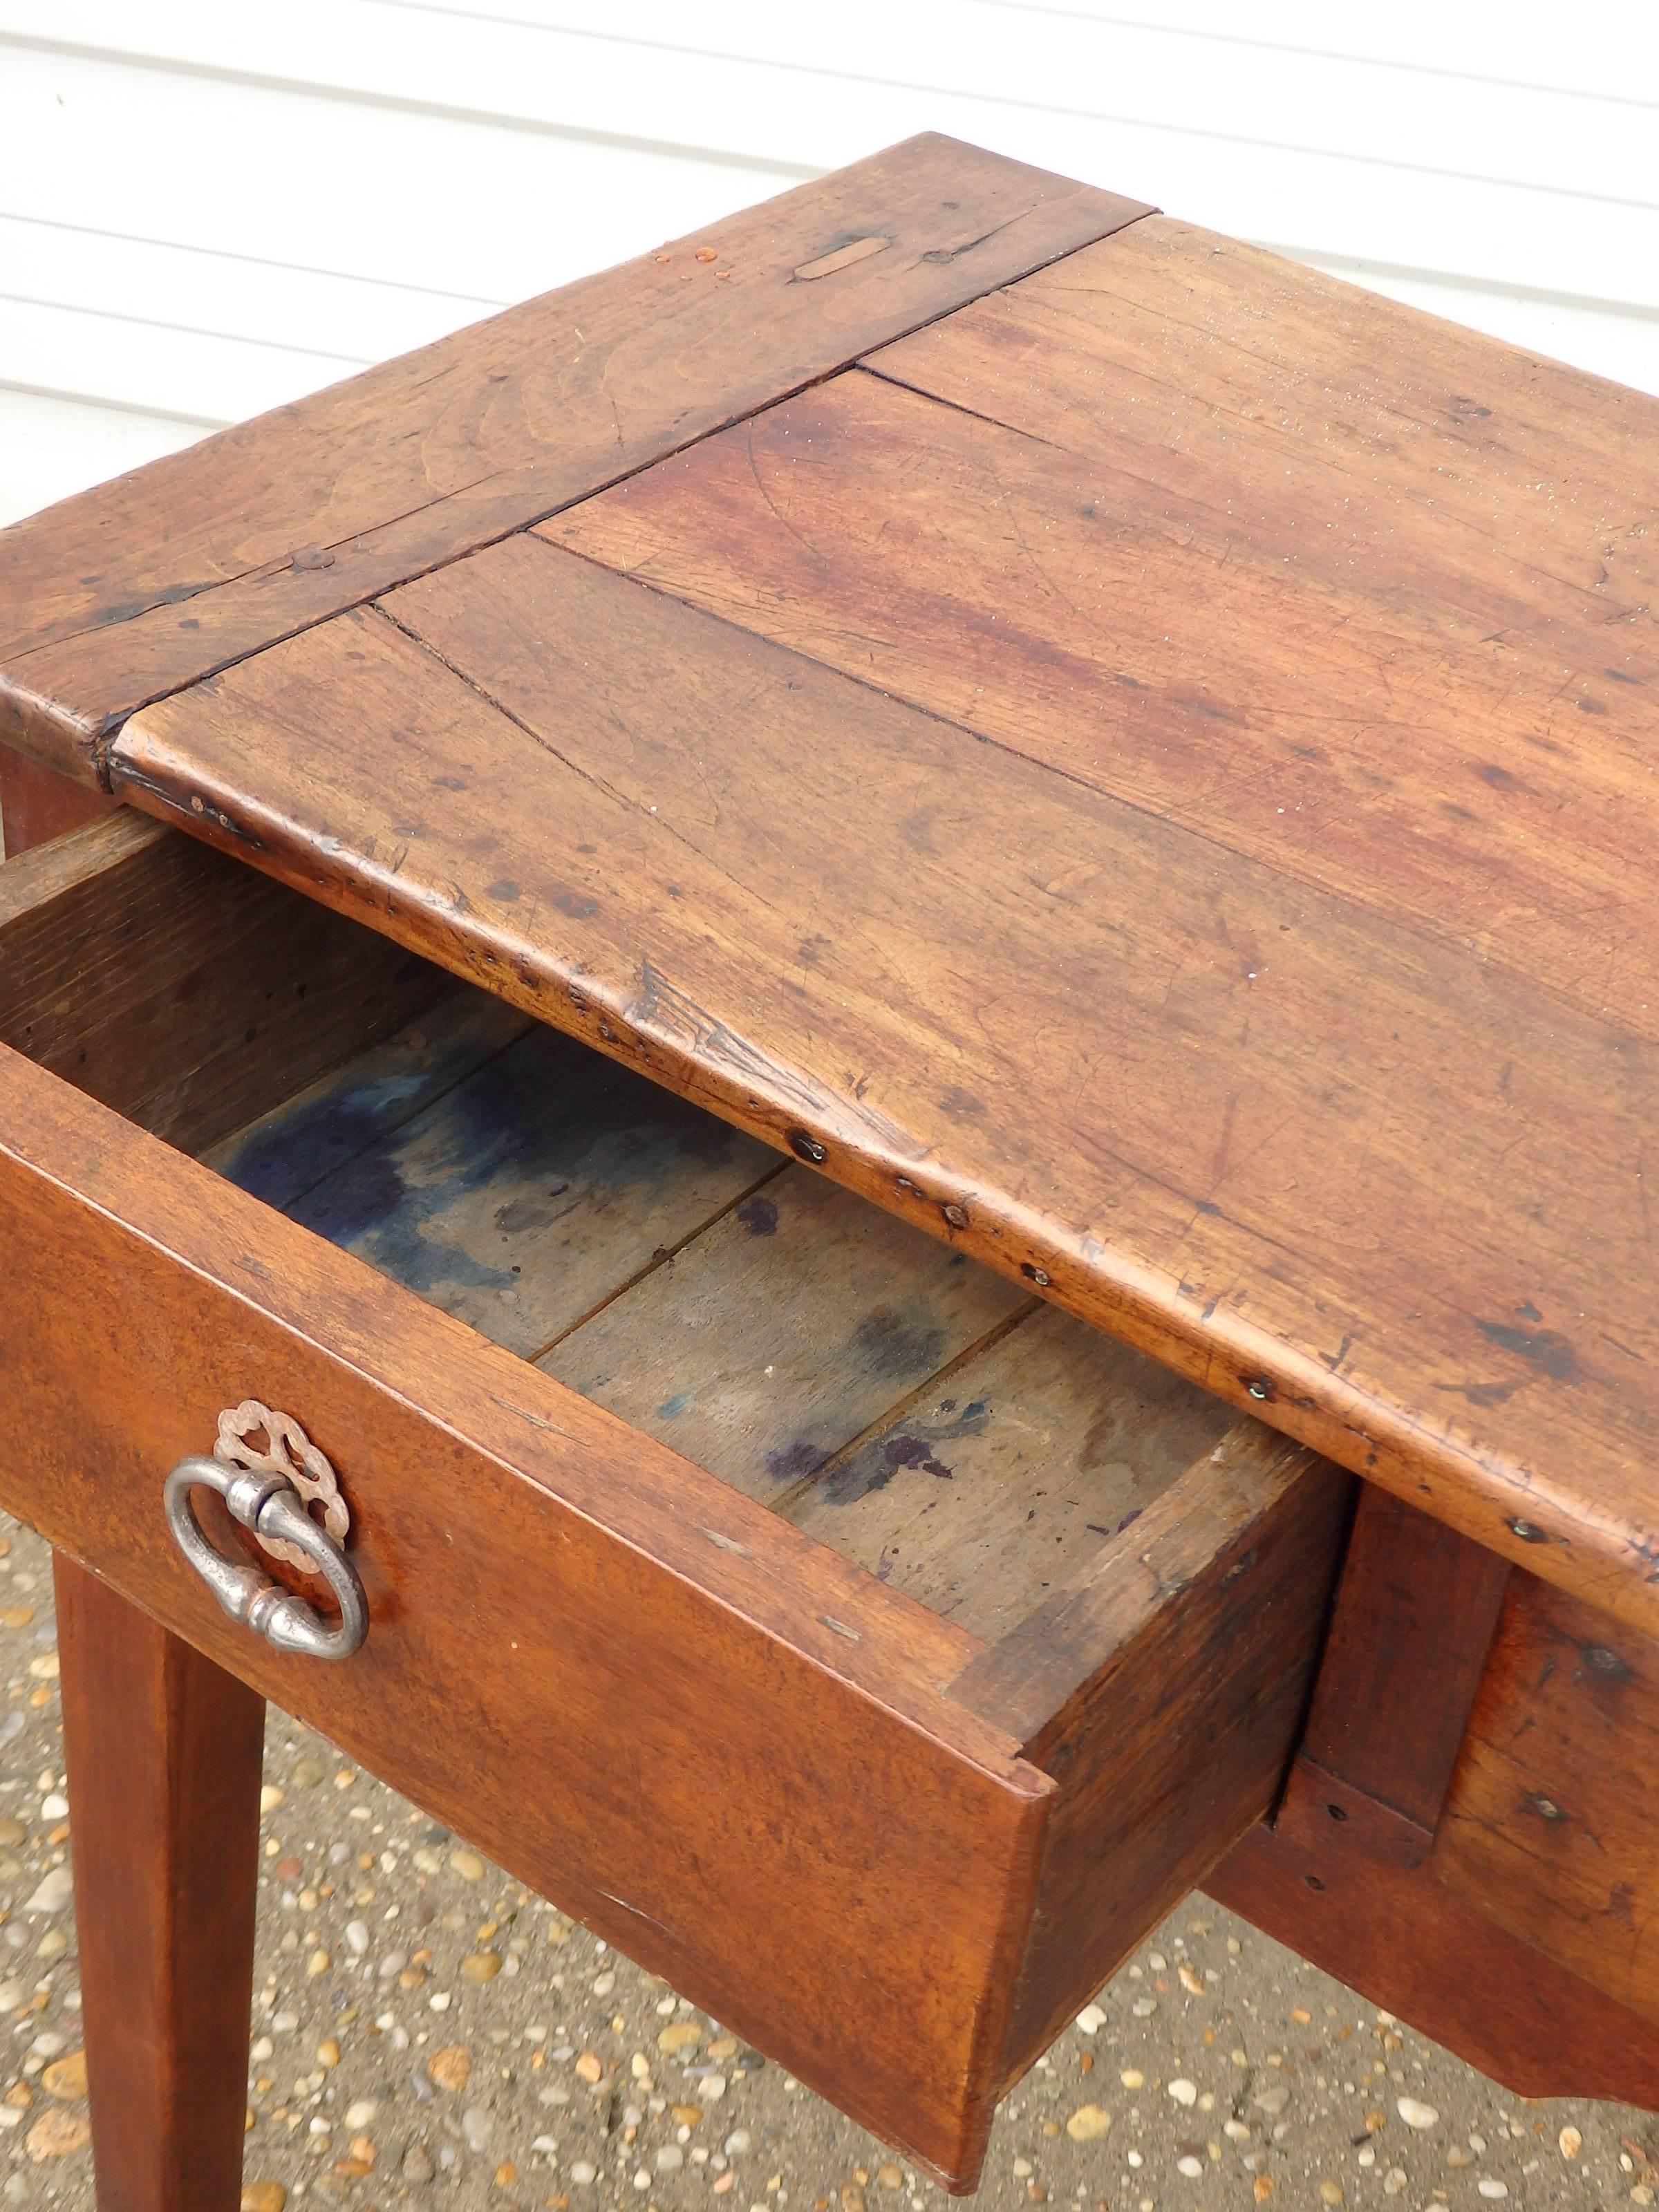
[25,2106,89,2159]
[23,1866,73,1915]
[1319,2184,1344,2207]
[41,2050,86,2100]
[1176,2156,1203,2179]
[1477,2184,1508,2201]
[462,1950,503,1983]
[1169,2079,1198,2108]
[1559,2128,1583,2161]
[1396,2098,1440,2132]
[449,1849,486,1882]
[427,2044,471,2093]
[242,2188,287,2212]
[402,2142,434,2183]
[1065,2105,1112,2142]
[1075,2005,1107,2036]
[461,2106,493,2152]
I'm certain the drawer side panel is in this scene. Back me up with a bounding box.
[954,1427,1353,2077]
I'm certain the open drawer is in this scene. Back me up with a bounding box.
[0,813,1353,2188]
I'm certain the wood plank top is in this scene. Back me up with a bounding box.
[6,142,1659,1632]
[0,135,1146,775]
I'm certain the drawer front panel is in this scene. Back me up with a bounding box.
[0,1042,1049,2187]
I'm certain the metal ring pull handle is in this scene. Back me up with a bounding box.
[165,1455,368,1660]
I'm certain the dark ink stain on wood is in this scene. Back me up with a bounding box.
[764,1438,829,1483]
[735,1194,780,1237]
[1515,1300,1544,1323]
[1477,1319,1581,1382]
[813,1397,995,1508]
[1577,1640,1634,1685]
[879,1434,955,1479]
[494,1188,571,1234]
[851,1309,948,1380]
[1438,1377,1523,1407]
[487,879,521,902]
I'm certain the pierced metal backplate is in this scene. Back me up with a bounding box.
[214,1400,349,1571]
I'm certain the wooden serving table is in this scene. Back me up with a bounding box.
[0,134,1656,2205]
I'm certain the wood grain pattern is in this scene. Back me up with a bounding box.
[231,1000,1231,1635]
[56,1553,265,2212]
[281,1017,778,1359]
[1299,1488,1511,1829]
[111,543,1659,1635]
[560,265,1659,1041]
[0,136,1147,780]
[1208,1758,1659,2110]
[0,748,112,856]
[954,1425,1353,2075]
[0,810,444,1151]
[787,1303,1234,1641]
[1434,1572,1659,2028]
[203,982,531,1210]
[0,1037,1051,2188]
[543,1163,1027,1499]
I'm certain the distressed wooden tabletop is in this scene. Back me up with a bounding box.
[3,133,1658,1633]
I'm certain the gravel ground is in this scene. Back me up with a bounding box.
[0,1510,1653,2212]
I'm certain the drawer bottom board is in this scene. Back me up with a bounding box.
[207,982,1239,1641]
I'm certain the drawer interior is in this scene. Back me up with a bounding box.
[0,811,1351,2183]
[203,982,1237,1641]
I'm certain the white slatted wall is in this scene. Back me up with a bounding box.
[1,2,1656,526]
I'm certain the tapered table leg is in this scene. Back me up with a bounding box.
[55,1555,265,2212]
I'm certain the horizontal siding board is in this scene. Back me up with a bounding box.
[3,3,1652,292]
[0,48,796,301]
[0,3,1654,523]
[0,391,201,529]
